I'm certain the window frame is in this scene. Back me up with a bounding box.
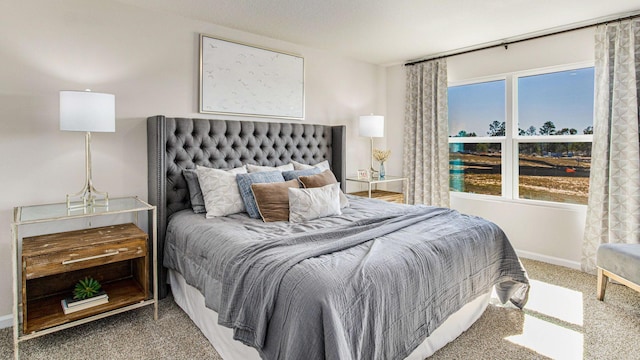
[448,61,594,209]
[448,75,508,197]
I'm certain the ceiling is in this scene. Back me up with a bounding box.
[117,0,640,65]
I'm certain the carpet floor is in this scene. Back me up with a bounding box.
[1,258,638,359]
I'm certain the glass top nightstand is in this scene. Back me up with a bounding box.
[11,196,158,358]
[14,196,154,224]
[346,176,408,204]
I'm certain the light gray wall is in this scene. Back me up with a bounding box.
[0,0,383,319]
[386,28,595,269]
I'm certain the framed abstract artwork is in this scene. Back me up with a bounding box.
[199,34,305,120]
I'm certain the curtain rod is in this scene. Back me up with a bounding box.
[405,12,640,66]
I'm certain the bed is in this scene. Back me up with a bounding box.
[147,115,529,359]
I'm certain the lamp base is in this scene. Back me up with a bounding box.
[66,131,109,211]
[369,137,379,178]
[66,187,109,212]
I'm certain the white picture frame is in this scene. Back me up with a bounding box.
[199,34,305,120]
[357,169,370,180]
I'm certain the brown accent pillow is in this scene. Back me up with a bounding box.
[299,170,349,208]
[251,179,300,222]
[299,169,338,188]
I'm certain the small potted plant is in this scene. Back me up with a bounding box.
[73,277,102,300]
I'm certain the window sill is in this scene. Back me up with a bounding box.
[450,191,587,211]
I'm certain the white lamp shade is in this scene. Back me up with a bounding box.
[359,115,384,138]
[60,91,115,132]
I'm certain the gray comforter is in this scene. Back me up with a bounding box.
[164,197,529,360]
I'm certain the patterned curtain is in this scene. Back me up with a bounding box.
[403,59,449,207]
[582,19,640,274]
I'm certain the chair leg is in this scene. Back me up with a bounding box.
[597,268,607,301]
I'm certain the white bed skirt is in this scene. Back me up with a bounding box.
[168,269,490,360]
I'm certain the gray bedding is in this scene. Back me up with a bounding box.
[164,197,529,360]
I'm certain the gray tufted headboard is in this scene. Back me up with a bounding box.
[147,115,346,298]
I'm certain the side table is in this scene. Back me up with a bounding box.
[11,197,157,359]
[346,175,408,204]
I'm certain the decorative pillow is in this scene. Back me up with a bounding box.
[236,171,286,218]
[251,179,300,222]
[288,183,342,222]
[291,160,331,171]
[196,165,248,218]
[183,169,206,214]
[281,167,322,183]
[299,169,350,208]
[246,163,294,173]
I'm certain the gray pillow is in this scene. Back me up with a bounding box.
[281,167,322,183]
[288,183,342,222]
[183,169,205,214]
[236,171,286,218]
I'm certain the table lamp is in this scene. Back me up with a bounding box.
[60,90,115,209]
[359,115,384,176]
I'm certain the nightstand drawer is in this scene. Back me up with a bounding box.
[24,238,147,280]
[22,223,148,280]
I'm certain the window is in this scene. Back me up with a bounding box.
[449,80,505,138]
[517,142,591,203]
[448,65,594,205]
[449,143,502,196]
[517,68,594,137]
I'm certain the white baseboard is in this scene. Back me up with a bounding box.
[516,249,581,270]
[0,314,12,330]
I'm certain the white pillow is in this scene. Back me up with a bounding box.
[246,163,294,173]
[196,165,247,218]
[288,183,342,222]
[291,160,330,171]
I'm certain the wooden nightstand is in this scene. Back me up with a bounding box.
[11,197,157,359]
[346,175,408,204]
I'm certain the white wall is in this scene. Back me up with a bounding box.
[383,64,406,193]
[0,0,383,319]
[386,28,595,269]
